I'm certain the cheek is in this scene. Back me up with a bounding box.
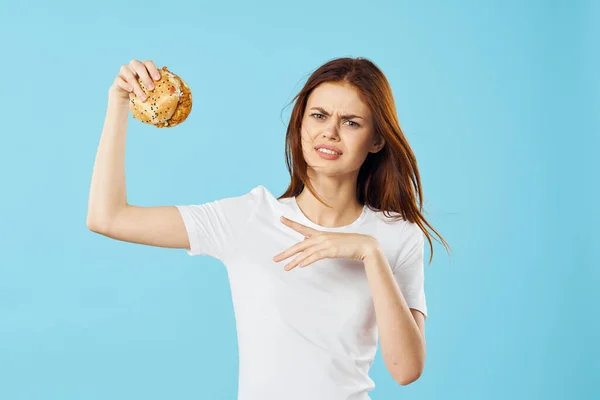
[347,140,373,160]
[301,120,316,136]
[299,128,314,154]
[300,124,318,145]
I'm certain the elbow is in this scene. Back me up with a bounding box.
[86,217,100,232]
[393,342,426,386]
[396,369,423,386]
[87,205,127,233]
[389,356,425,386]
[87,208,120,233]
[86,215,107,233]
[87,219,98,232]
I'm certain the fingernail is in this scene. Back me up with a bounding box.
[148,83,154,90]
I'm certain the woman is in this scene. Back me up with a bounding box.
[87,57,450,400]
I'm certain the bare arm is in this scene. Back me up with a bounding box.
[93,204,190,249]
[86,94,130,229]
[86,60,191,251]
[363,247,426,386]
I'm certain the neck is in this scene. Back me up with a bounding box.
[295,175,363,228]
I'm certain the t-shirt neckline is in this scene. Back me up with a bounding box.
[291,196,369,231]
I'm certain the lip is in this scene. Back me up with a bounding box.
[315,147,342,160]
[314,144,342,154]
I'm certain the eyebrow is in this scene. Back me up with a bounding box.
[309,107,364,120]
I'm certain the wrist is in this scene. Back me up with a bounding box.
[108,87,131,105]
[361,236,383,262]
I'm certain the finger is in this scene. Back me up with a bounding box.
[129,59,155,93]
[142,60,162,81]
[120,64,146,101]
[280,216,317,236]
[297,248,329,269]
[115,76,133,93]
[272,239,313,262]
[285,246,328,271]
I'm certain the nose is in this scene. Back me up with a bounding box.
[320,119,340,141]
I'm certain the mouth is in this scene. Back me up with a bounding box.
[315,147,342,160]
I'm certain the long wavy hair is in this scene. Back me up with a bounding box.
[277,57,451,265]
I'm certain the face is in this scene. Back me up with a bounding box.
[300,82,384,177]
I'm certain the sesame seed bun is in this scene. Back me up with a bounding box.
[129,66,192,128]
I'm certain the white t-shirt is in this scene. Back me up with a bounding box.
[175,185,427,400]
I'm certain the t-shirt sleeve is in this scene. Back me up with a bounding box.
[174,185,261,261]
[392,223,428,319]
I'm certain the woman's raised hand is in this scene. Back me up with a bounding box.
[109,59,162,103]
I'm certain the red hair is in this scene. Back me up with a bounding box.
[278,57,451,264]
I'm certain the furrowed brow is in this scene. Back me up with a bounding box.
[310,106,363,120]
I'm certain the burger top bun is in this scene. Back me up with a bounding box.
[129,66,192,128]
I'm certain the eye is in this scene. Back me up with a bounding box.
[311,113,360,128]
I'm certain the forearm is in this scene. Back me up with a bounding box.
[87,95,130,229]
[362,246,426,385]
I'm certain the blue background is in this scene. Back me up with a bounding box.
[0,0,597,399]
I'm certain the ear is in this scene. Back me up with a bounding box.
[370,135,386,153]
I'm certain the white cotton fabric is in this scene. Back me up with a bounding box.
[175,185,427,400]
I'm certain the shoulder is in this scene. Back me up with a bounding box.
[371,209,417,240]
[224,184,269,204]
[201,184,269,224]
[373,210,422,239]
[370,211,423,270]
[245,184,272,207]
[233,184,274,220]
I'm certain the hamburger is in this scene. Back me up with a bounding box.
[129,66,192,128]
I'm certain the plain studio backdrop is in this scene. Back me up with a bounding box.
[0,1,597,399]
